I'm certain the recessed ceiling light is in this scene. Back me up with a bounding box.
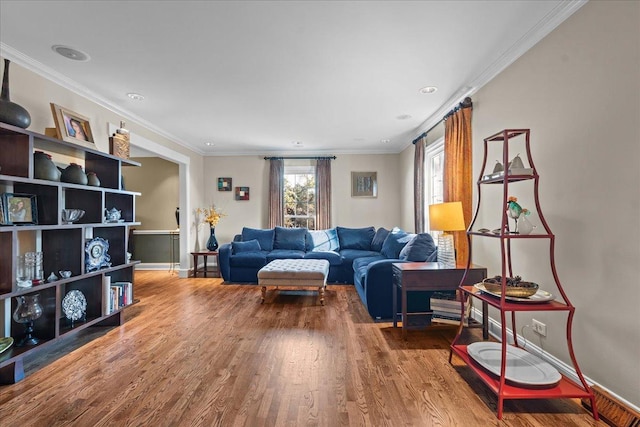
[396,114,412,120]
[381,139,391,144]
[292,141,303,147]
[204,142,214,146]
[51,45,90,62]
[127,93,145,101]
[419,86,438,94]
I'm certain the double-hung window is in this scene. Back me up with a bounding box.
[424,137,444,242]
[284,165,316,229]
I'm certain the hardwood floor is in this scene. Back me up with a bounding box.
[0,271,603,426]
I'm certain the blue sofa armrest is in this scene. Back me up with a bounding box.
[219,243,232,281]
[362,259,407,320]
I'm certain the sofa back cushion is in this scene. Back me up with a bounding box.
[399,233,438,262]
[274,226,307,251]
[306,228,340,252]
[241,227,275,251]
[336,226,375,250]
[380,228,412,259]
[371,227,390,252]
[232,239,262,254]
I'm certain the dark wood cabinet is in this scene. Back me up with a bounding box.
[0,122,141,383]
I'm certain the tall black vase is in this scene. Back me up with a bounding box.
[0,59,31,129]
[206,227,219,251]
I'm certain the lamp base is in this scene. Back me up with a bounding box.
[437,234,456,268]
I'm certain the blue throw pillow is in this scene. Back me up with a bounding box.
[274,226,307,251]
[241,227,275,251]
[371,227,390,252]
[336,226,375,250]
[399,233,437,261]
[307,228,340,252]
[232,239,262,254]
[380,228,412,259]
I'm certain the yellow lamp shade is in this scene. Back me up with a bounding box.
[429,201,465,232]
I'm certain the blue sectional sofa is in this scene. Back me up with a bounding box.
[218,226,439,320]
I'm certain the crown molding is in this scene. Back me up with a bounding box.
[0,43,205,157]
[407,0,588,147]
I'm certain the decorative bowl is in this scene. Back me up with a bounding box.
[61,209,85,224]
[482,277,539,298]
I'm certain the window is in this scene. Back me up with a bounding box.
[424,137,444,242]
[284,165,316,229]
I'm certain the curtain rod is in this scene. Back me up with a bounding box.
[412,97,473,144]
[264,156,337,160]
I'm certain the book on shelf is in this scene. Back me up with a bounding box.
[430,292,470,309]
[431,313,469,327]
[108,281,132,312]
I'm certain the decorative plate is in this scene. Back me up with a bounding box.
[467,342,561,388]
[0,337,14,354]
[85,237,111,272]
[62,290,87,322]
[474,283,555,303]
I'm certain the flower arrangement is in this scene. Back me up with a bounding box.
[196,205,226,228]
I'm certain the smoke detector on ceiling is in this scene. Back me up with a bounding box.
[51,45,90,62]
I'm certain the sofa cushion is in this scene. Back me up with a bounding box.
[339,249,381,264]
[232,239,262,254]
[381,228,412,259]
[266,249,305,262]
[229,251,268,268]
[306,228,340,252]
[274,226,307,251]
[371,227,390,252]
[336,226,375,250]
[399,233,438,262]
[303,250,343,266]
[242,227,275,251]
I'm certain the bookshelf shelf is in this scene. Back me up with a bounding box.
[0,121,140,384]
[450,128,599,420]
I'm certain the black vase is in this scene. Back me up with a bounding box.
[0,59,31,129]
[206,227,219,251]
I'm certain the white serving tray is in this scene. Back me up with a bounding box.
[467,342,561,388]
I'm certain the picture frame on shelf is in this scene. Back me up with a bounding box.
[1,193,37,225]
[235,186,250,201]
[351,171,377,198]
[50,103,95,149]
[218,177,232,191]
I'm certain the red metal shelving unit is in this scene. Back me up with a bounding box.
[450,128,598,420]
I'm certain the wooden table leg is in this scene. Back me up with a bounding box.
[392,281,398,328]
[402,287,408,339]
[192,254,198,277]
[261,286,266,303]
[319,285,325,305]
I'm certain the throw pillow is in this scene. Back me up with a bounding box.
[380,228,412,259]
[307,228,340,252]
[399,233,437,261]
[371,227,390,252]
[274,226,307,251]
[241,227,275,251]
[336,226,375,250]
[232,239,262,254]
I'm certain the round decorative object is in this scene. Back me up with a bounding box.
[62,290,87,324]
[86,172,100,187]
[481,276,539,298]
[34,151,61,181]
[61,163,88,185]
[61,208,85,224]
[517,215,535,235]
[85,237,111,272]
[0,59,31,129]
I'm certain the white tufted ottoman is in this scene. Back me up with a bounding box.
[257,259,330,305]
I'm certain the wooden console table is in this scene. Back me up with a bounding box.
[191,251,220,278]
[392,262,487,338]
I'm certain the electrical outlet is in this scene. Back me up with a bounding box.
[532,319,547,336]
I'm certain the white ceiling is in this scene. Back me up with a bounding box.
[0,1,585,156]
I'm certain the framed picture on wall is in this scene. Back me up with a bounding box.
[351,172,377,198]
[235,186,250,201]
[218,177,232,191]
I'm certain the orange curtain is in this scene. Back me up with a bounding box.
[444,99,473,265]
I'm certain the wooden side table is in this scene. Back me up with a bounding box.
[392,262,488,339]
[191,251,220,278]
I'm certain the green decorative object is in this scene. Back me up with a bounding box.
[0,59,31,129]
[34,151,61,181]
[61,163,88,185]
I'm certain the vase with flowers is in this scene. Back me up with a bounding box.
[196,205,226,251]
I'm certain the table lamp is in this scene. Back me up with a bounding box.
[429,201,466,267]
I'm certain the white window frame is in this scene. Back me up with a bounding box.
[284,164,316,229]
[424,137,444,243]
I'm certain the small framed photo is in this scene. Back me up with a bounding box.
[2,193,38,225]
[50,103,95,149]
[235,186,250,201]
[351,172,377,198]
[218,177,232,191]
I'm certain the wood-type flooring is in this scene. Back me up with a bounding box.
[0,271,604,426]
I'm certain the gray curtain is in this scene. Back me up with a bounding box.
[268,158,284,228]
[414,136,426,233]
[316,158,332,229]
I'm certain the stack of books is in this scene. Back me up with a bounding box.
[103,279,133,314]
[430,292,471,326]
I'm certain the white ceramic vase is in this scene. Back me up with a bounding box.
[517,215,535,235]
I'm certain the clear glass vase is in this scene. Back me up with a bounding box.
[13,294,43,346]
